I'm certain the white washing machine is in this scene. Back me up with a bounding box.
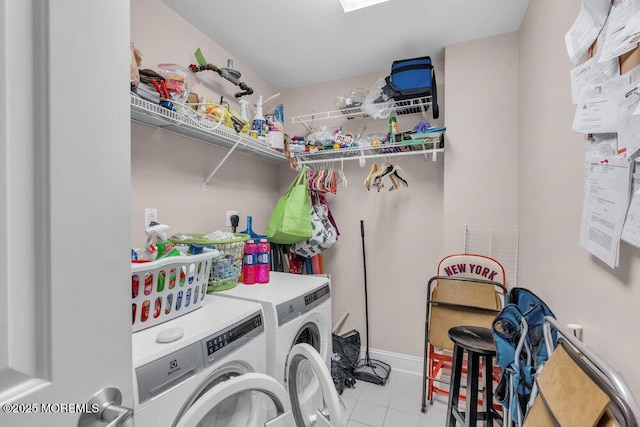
[211,272,332,386]
[132,295,344,427]
[211,272,346,426]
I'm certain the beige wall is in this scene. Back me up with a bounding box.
[443,33,519,257]
[130,125,280,247]
[130,0,282,248]
[518,0,640,397]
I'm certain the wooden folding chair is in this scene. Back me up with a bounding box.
[421,254,507,412]
[524,318,640,427]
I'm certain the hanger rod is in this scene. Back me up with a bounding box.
[296,147,444,165]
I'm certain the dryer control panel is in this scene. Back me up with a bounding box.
[276,284,331,326]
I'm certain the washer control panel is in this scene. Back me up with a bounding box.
[304,284,330,307]
[135,310,264,404]
[202,311,264,367]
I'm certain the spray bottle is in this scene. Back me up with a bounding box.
[239,99,250,122]
[251,95,266,141]
[145,223,181,260]
[389,116,397,143]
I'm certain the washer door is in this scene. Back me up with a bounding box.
[294,322,321,352]
[287,343,347,427]
[175,373,295,427]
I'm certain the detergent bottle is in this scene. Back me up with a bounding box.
[251,95,267,141]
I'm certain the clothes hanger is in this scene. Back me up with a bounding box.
[307,168,318,188]
[322,162,334,193]
[328,169,338,194]
[391,164,409,188]
[322,167,333,193]
[387,171,400,191]
[338,159,348,189]
[372,162,394,192]
[364,162,379,191]
[380,163,409,191]
[308,167,321,192]
[314,169,328,193]
[307,166,317,188]
[320,162,330,193]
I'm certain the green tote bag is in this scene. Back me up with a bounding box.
[266,166,313,244]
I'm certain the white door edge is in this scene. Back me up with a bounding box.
[175,372,294,427]
[288,343,346,427]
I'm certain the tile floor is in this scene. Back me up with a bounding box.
[339,370,449,427]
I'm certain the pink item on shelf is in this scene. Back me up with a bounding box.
[256,239,271,284]
[242,240,257,284]
[311,255,320,274]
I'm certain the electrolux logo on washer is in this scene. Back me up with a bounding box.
[168,359,181,375]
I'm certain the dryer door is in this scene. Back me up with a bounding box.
[175,373,295,427]
[287,343,347,427]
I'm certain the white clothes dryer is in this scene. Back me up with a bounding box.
[132,295,345,427]
[211,272,332,388]
[132,296,295,427]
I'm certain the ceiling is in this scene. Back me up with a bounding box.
[162,0,530,90]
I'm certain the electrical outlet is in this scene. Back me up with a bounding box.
[226,210,238,227]
[145,208,157,229]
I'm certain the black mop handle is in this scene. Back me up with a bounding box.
[360,220,371,362]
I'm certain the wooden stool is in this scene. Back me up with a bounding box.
[446,326,502,426]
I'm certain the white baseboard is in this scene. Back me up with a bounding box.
[359,347,423,376]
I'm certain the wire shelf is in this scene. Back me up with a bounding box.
[290,96,433,130]
[130,94,288,165]
[292,132,444,164]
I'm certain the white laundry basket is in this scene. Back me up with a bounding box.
[131,249,218,332]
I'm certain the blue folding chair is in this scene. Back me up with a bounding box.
[492,288,557,426]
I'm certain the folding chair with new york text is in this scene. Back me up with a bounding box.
[421,254,508,412]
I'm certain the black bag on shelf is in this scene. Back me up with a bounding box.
[331,330,361,394]
[382,56,439,119]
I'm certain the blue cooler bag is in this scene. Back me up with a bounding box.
[384,56,439,119]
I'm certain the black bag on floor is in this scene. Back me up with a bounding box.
[331,330,361,394]
[382,56,439,119]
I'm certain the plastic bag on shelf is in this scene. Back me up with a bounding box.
[335,88,368,110]
[157,63,201,104]
[197,98,227,125]
[362,78,394,119]
[358,133,386,148]
[307,126,334,147]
